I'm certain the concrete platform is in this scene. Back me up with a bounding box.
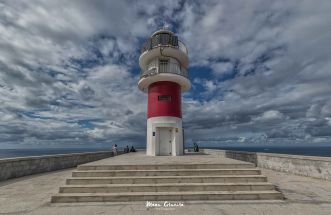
[81,151,253,165]
[1,151,331,214]
[51,151,282,202]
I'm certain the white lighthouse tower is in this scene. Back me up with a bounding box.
[138,28,190,156]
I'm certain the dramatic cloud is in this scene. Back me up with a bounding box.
[0,0,331,148]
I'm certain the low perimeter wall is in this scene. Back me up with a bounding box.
[203,149,331,180]
[0,151,115,181]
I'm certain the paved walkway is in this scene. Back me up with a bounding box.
[0,152,331,215]
[83,151,250,165]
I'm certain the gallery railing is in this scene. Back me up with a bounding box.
[140,33,188,54]
[140,62,188,79]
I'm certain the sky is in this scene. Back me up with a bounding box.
[1,0,331,149]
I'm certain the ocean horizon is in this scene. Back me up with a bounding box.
[0,145,331,159]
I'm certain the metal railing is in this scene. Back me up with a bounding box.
[178,40,188,54]
[141,33,188,54]
[140,62,188,79]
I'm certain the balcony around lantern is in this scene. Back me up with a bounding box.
[177,40,188,54]
[140,31,188,54]
[140,37,188,55]
[139,33,189,70]
[138,61,191,93]
[140,61,188,79]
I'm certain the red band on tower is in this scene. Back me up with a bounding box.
[147,81,181,118]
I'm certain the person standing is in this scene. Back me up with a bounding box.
[193,142,199,152]
[112,144,118,156]
[124,145,129,153]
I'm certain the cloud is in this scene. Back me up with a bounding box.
[211,62,234,76]
[254,110,286,122]
[179,0,331,145]
[1,0,331,148]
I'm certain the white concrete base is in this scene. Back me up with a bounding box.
[146,116,183,156]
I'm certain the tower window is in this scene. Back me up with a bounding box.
[158,95,172,101]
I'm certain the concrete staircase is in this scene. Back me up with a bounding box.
[51,163,283,203]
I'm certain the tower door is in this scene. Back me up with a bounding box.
[158,127,173,156]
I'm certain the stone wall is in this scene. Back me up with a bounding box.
[203,149,331,180]
[0,151,116,181]
[225,150,257,164]
[256,153,331,180]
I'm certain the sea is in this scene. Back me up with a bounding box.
[208,146,331,157]
[0,148,111,159]
[0,145,331,159]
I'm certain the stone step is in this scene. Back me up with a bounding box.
[59,182,275,193]
[51,190,284,203]
[72,169,261,177]
[78,163,255,171]
[66,175,268,185]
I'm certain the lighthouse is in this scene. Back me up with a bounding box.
[138,28,190,156]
